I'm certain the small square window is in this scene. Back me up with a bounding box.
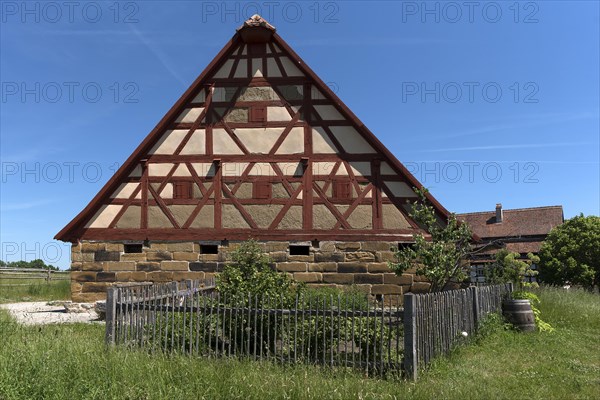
[253,181,272,199]
[333,181,352,200]
[124,244,143,253]
[289,245,310,256]
[249,106,266,123]
[200,244,219,254]
[173,181,193,199]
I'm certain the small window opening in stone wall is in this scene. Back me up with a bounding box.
[289,245,310,256]
[398,242,415,251]
[200,244,219,254]
[124,243,143,253]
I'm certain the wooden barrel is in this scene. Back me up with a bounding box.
[502,299,536,332]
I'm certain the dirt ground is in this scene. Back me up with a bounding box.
[0,302,100,325]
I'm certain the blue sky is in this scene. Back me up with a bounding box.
[1,1,598,269]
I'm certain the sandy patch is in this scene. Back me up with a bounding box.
[0,302,101,325]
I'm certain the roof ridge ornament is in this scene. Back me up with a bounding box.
[238,14,276,32]
[237,14,276,43]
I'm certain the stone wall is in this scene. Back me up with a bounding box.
[70,240,431,302]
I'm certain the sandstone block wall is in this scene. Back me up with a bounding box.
[70,240,431,302]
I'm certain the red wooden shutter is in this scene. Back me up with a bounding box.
[333,181,352,199]
[253,182,272,199]
[250,106,266,123]
[173,182,192,199]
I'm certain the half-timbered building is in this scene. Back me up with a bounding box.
[56,15,450,302]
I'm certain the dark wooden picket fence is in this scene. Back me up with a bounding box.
[105,279,404,376]
[403,283,513,380]
[105,281,511,379]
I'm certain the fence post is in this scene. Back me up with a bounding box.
[472,286,479,331]
[403,293,418,381]
[105,287,117,345]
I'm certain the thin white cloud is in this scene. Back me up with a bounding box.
[415,142,595,153]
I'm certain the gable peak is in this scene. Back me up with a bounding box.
[237,14,276,43]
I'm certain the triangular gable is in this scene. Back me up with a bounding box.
[55,15,449,243]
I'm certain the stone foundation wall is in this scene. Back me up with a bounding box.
[70,240,431,302]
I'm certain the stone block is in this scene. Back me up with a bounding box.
[189,262,219,272]
[72,292,106,302]
[315,252,345,263]
[106,243,124,252]
[265,241,289,252]
[166,242,195,252]
[71,281,83,293]
[137,262,161,272]
[383,273,413,286]
[70,262,83,271]
[172,271,205,281]
[352,284,372,294]
[322,273,354,284]
[173,252,198,261]
[371,284,403,295]
[308,262,337,272]
[146,250,173,261]
[121,253,147,262]
[345,252,375,262]
[354,273,383,284]
[376,251,396,262]
[410,282,431,293]
[414,274,429,282]
[199,254,219,262]
[335,242,361,251]
[115,271,147,282]
[150,242,168,251]
[81,253,95,262]
[105,261,136,272]
[276,262,307,272]
[293,272,322,283]
[71,252,83,262]
[337,262,367,273]
[81,242,104,252]
[288,255,314,262]
[318,241,336,252]
[147,272,174,282]
[269,251,288,262]
[82,262,104,272]
[81,282,111,293]
[94,251,120,262]
[96,272,116,282]
[367,263,392,273]
[361,242,396,252]
[160,261,189,271]
[71,271,97,282]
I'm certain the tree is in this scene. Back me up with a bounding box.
[390,188,473,292]
[538,214,600,289]
[217,239,301,301]
[484,249,539,289]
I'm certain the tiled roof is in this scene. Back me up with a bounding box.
[457,206,564,239]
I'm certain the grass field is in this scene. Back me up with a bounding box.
[0,278,70,303]
[0,286,598,399]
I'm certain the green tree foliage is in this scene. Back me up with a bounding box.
[485,249,539,289]
[216,239,302,301]
[539,214,600,289]
[390,188,473,292]
[0,259,58,271]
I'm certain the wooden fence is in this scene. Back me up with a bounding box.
[0,268,70,287]
[105,281,511,379]
[105,279,404,376]
[403,283,513,380]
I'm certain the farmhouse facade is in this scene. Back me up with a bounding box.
[56,16,450,302]
[458,204,564,283]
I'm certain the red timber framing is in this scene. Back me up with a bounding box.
[55,15,450,243]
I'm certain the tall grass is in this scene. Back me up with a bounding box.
[0,279,70,303]
[0,286,598,399]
